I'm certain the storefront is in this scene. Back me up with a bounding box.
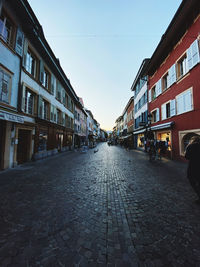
[0,110,25,169]
[133,128,146,150]
[178,129,200,157]
[15,123,35,165]
[137,133,145,149]
[0,120,6,170]
[151,121,174,159]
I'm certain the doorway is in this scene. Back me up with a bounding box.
[0,120,6,169]
[17,129,31,164]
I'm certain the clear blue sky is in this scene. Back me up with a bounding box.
[28,0,182,131]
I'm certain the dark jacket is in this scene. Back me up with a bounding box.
[185,142,200,180]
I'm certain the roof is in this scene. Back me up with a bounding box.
[131,59,150,91]
[10,0,79,102]
[147,0,200,76]
[122,96,134,115]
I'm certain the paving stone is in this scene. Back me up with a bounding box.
[0,144,200,266]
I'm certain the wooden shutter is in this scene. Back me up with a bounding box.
[156,79,162,97]
[148,89,152,102]
[62,112,65,126]
[170,64,176,85]
[21,83,26,112]
[50,74,55,95]
[170,99,176,117]
[176,94,184,114]
[156,108,160,122]
[54,107,57,122]
[39,60,44,84]
[161,104,166,120]
[22,38,28,67]
[15,28,24,57]
[38,95,43,118]
[62,88,66,104]
[191,39,200,67]
[184,89,192,112]
[186,46,193,70]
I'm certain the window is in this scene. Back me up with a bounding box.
[57,109,62,124]
[42,99,49,120]
[187,39,200,70]
[0,11,14,47]
[25,49,38,77]
[152,86,156,100]
[166,103,170,118]
[162,73,169,91]
[151,108,159,123]
[176,89,193,115]
[56,82,61,101]
[42,68,50,89]
[0,68,11,104]
[25,89,35,115]
[177,54,187,79]
[161,102,171,120]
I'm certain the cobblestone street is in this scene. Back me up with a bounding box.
[0,143,200,266]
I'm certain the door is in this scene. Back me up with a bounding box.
[0,120,6,169]
[17,129,31,164]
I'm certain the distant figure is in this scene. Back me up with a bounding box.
[185,135,200,204]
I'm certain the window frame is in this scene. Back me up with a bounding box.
[177,53,187,79]
[25,48,38,78]
[0,10,15,48]
[24,88,35,115]
[0,66,12,105]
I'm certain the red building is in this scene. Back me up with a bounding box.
[147,0,200,160]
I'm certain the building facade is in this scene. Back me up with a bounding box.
[0,0,79,169]
[147,0,200,160]
[131,59,149,150]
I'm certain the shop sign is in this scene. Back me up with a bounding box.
[0,111,24,123]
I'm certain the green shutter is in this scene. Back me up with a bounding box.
[51,75,55,95]
[39,60,44,84]
[15,28,24,57]
[21,83,26,112]
[38,95,43,118]
[22,38,28,67]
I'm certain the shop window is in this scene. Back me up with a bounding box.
[0,11,15,47]
[25,49,38,78]
[38,131,48,152]
[177,54,187,79]
[182,133,198,153]
[0,68,12,104]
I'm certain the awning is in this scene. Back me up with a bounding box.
[121,134,132,140]
[150,121,174,131]
[133,128,146,135]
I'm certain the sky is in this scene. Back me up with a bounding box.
[28,0,182,131]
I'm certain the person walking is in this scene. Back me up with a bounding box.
[185,135,200,204]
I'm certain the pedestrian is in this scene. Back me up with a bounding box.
[185,135,200,204]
